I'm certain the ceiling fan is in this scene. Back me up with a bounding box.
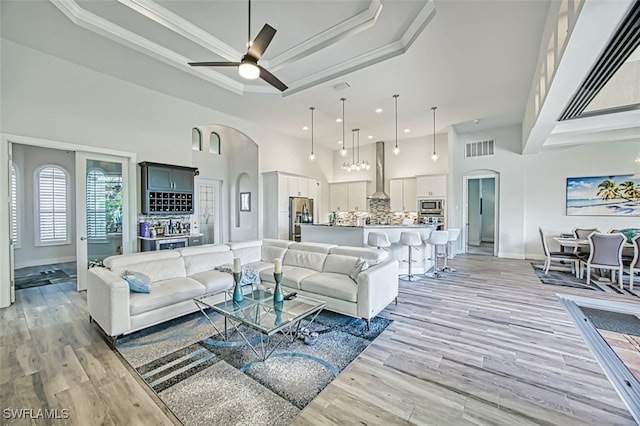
[188,0,288,92]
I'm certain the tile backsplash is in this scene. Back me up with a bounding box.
[332,199,417,226]
[138,214,193,237]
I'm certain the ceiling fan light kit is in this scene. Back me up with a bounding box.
[309,107,315,162]
[188,0,287,91]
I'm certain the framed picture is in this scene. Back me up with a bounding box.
[566,174,640,216]
[240,192,251,212]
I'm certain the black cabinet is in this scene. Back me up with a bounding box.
[140,162,197,214]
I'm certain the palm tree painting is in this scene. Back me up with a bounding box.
[567,174,640,216]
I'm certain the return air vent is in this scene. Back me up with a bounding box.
[465,139,495,158]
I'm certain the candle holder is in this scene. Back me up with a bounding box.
[273,272,284,303]
[232,272,243,303]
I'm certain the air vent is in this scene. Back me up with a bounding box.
[465,139,495,158]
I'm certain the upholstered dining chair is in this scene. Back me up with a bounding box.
[627,234,640,290]
[539,227,579,276]
[582,232,625,288]
[572,227,600,259]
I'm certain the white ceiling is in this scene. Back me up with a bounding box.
[0,0,552,150]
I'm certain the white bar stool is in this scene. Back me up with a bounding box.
[443,228,461,272]
[424,230,449,279]
[399,231,422,281]
[367,232,391,251]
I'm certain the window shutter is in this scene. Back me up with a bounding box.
[38,166,68,243]
[10,164,18,245]
[87,170,107,239]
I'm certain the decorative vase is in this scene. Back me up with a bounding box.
[274,301,283,325]
[273,272,284,303]
[232,272,243,303]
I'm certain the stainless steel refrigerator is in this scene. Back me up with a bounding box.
[289,197,314,241]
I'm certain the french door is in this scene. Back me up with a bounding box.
[76,152,130,290]
[194,178,222,245]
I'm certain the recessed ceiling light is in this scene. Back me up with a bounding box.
[302,126,309,130]
[375,108,383,113]
[338,140,343,144]
[367,135,373,139]
[474,118,481,124]
[336,118,342,123]
[403,128,410,133]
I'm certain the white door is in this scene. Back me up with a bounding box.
[194,178,222,245]
[76,153,130,291]
[8,142,15,303]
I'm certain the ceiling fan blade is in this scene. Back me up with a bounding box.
[259,66,288,92]
[248,24,276,60]
[188,62,240,67]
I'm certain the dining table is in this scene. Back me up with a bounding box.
[553,236,634,249]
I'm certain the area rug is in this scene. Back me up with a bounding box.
[14,266,77,289]
[531,263,604,291]
[116,309,391,426]
[580,307,640,337]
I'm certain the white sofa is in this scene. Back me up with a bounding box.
[87,239,398,342]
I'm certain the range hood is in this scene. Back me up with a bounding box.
[368,141,390,200]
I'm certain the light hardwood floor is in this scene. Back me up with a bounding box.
[2,255,638,425]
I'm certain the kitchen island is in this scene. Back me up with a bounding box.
[300,224,438,275]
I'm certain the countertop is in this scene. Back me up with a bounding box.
[138,233,202,240]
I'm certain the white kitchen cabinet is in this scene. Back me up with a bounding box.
[329,183,348,211]
[288,176,309,197]
[348,181,368,211]
[390,178,417,211]
[308,178,319,221]
[416,174,447,198]
[329,181,369,212]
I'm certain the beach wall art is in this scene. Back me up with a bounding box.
[566,174,640,216]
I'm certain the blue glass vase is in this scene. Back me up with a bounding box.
[273,272,284,303]
[232,272,243,303]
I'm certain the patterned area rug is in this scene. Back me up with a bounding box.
[531,263,639,296]
[116,309,391,426]
[14,263,77,289]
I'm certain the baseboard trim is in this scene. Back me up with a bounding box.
[14,256,76,270]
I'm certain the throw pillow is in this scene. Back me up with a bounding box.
[122,271,151,293]
[620,228,640,243]
[349,258,369,282]
[215,264,258,285]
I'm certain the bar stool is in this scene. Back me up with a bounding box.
[424,231,449,279]
[399,231,422,281]
[443,228,461,272]
[367,232,391,251]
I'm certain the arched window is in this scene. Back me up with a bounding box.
[86,169,107,240]
[36,165,69,245]
[209,132,221,154]
[192,128,202,151]
[10,163,19,248]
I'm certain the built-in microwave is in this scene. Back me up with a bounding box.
[418,198,444,214]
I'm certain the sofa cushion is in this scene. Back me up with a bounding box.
[107,256,187,283]
[176,244,230,257]
[245,260,276,274]
[289,242,336,253]
[227,240,262,264]
[183,251,234,276]
[262,246,287,263]
[189,270,234,294]
[263,239,296,249]
[329,246,388,264]
[129,277,205,316]
[323,254,360,275]
[260,266,316,289]
[300,273,358,303]
[284,250,327,272]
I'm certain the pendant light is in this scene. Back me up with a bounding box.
[431,106,438,162]
[393,94,400,155]
[308,106,315,161]
[339,98,347,157]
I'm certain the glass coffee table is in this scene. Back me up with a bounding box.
[194,288,326,361]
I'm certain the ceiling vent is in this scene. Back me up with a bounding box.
[331,82,351,91]
[465,139,495,158]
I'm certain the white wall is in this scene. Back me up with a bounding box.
[523,140,640,257]
[450,125,526,259]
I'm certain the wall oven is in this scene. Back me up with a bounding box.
[418,198,444,214]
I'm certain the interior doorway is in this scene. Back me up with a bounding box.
[464,174,498,256]
[194,178,222,245]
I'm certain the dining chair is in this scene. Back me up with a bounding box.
[572,227,599,259]
[539,227,579,276]
[582,232,625,288]
[627,234,640,290]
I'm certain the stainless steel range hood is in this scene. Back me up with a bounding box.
[368,141,390,200]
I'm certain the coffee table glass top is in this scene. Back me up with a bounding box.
[195,289,325,335]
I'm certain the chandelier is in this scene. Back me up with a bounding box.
[342,129,370,172]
